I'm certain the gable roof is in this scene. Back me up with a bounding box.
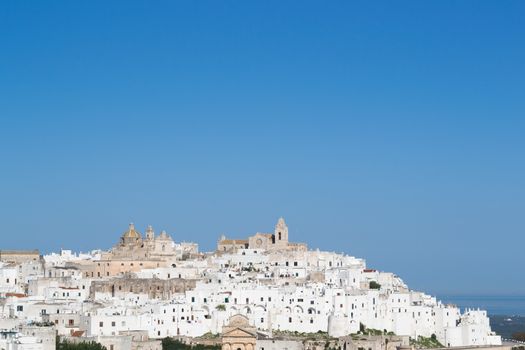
[222,327,257,338]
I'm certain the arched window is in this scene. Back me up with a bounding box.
[278,232,281,240]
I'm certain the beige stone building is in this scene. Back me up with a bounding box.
[218,218,307,253]
[78,224,178,279]
[102,223,178,261]
[0,250,40,264]
[90,277,195,299]
[221,315,257,350]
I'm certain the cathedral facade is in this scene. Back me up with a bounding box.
[79,224,178,279]
[103,223,178,261]
[221,315,257,350]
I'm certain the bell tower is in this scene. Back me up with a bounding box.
[145,225,155,240]
[274,217,289,246]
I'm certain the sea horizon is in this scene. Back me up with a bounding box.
[437,294,525,316]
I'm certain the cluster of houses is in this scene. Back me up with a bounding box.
[0,219,503,350]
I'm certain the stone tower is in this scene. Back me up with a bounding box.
[145,225,155,240]
[274,217,288,247]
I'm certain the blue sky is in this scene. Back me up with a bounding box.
[0,1,524,295]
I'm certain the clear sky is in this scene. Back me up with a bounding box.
[1,1,524,296]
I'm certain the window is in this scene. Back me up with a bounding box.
[111,321,116,327]
[99,322,104,327]
[288,317,292,323]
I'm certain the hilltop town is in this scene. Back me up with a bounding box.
[0,219,504,350]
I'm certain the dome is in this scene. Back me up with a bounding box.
[122,223,142,240]
[156,230,172,240]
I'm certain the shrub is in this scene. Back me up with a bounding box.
[369,281,381,290]
[57,340,107,350]
[162,338,220,350]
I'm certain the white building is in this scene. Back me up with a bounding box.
[0,219,501,347]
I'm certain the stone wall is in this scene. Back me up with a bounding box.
[0,250,40,264]
[90,277,196,299]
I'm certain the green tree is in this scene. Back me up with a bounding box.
[57,340,107,350]
[161,338,220,350]
[369,281,381,290]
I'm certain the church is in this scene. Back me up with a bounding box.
[79,223,179,279]
[102,223,178,261]
[217,218,307,253]
[221,315,257,350]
